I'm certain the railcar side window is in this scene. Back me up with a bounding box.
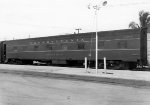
[34,45,39,50]
[12,46,18,51]
[118,41,127,48]
[78,43,85,50]
[61,44,68,50]
[45,44,52,50]
[22,46,27,51]
[99,41,105,48]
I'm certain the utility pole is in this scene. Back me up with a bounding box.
[75,28,82,34]
[29,34,30,38]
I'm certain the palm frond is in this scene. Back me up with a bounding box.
[139,10,150,27]
[129,21,140,29]
[139,10,144,17]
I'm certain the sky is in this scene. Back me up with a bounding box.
[0,0,150,40]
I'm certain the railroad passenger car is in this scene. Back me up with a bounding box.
[0,41,6,63]
[0,28,146,69]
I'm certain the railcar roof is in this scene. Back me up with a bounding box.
[5,28,140,42]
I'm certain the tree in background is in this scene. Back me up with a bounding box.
[129,21,140,29]
[129,10,150,67]
[129,10,150,29]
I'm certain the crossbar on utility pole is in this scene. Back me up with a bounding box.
[75,28,82,34]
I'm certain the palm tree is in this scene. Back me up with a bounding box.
[129,21,140,29]
[129,10,150,67]
[129,10,150,29]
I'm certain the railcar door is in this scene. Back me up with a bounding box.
[0,42,6,63]
[3,43,6,62]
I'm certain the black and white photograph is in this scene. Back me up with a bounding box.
[0,0,150,105]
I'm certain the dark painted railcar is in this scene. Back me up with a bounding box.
[0,41,6,63]
[2,28,141,69]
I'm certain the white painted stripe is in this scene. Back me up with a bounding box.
[99,49,139,51]
[7,49,140,53]
[92,38,140,41]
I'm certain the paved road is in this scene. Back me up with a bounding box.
[0,73,150,105]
